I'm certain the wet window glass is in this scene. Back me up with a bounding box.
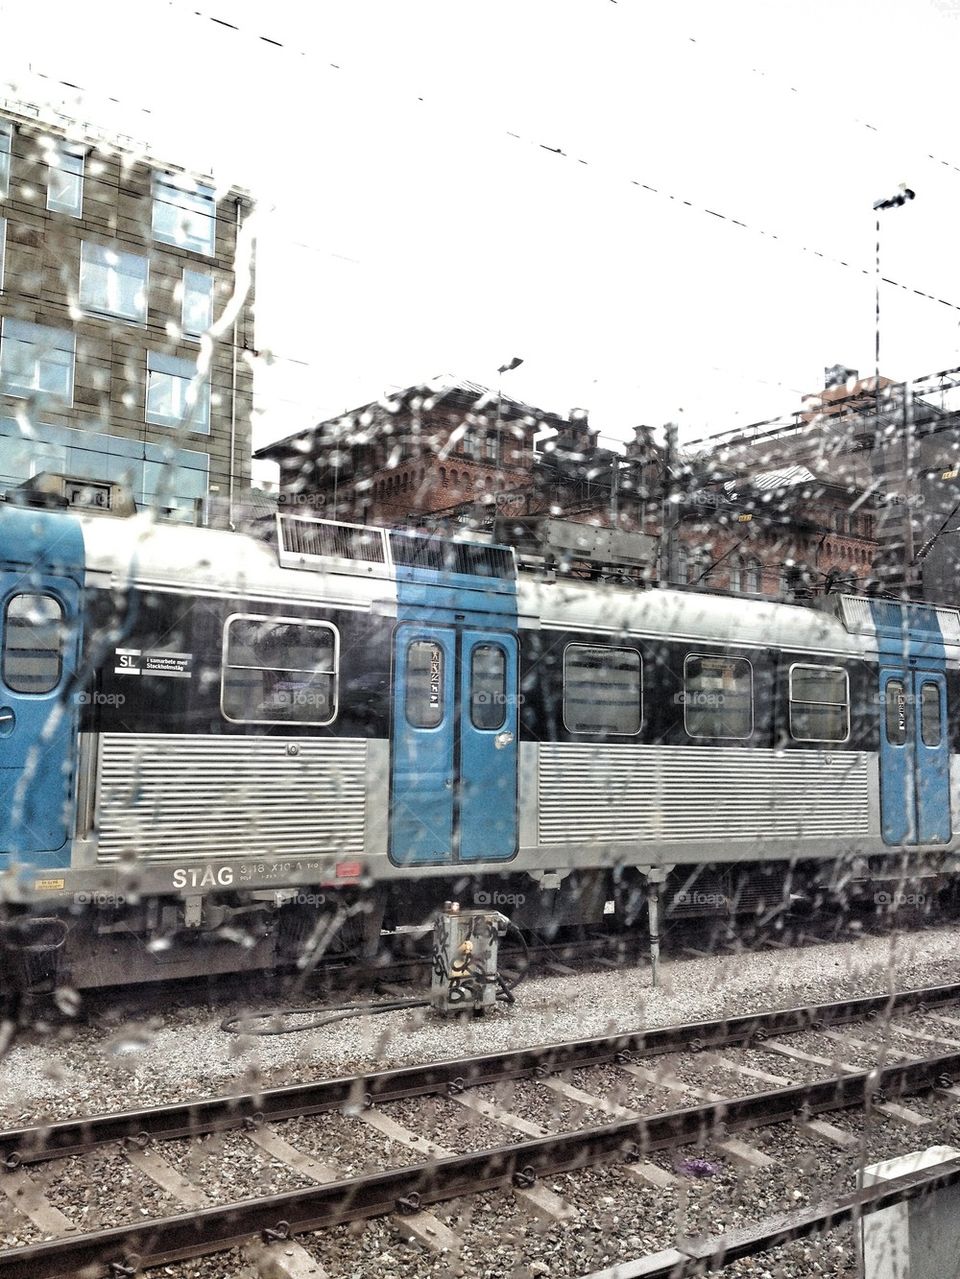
[563,645,641,735]
[885,679,908,745]
[684,654,753,738]
[2,593,64,693]
[46,143,83,216]
[921,682,942,747]
[222,615,336,724]
[470,643,507,730]
[406,640,444,728]
[80,242,148,322]
[789,665,849,742]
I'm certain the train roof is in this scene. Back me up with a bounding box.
[6,502,958,661]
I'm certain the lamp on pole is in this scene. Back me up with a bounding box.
[873,186,915,399]
[495,356,523,476]
[872,186,915,579]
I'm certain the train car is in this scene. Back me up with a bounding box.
[1,491,958,993]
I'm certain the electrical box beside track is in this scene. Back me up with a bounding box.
[430,903,510,1015]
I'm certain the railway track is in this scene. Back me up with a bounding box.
[2,980,960,1278]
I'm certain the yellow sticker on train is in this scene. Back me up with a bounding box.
[34,878,65,891]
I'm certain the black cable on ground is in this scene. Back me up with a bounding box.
[220,995,427,1036]
[496,921,530,1004]
[222,921,531,1033]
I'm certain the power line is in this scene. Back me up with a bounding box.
[166,1,960,321]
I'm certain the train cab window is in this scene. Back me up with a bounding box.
[683,654,753,738]
[470,644,507,731]
[221,614,337,725]
[406,640,444,728]
[884,680,907,745]
[789,664,849,742]
[563,645,641,735]
[921,682,942,747]
[2,594,64,694]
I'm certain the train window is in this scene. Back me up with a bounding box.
[563,645,641,735]
[221,614,337,725]
[2,594,64,694]
[789,664,849,742]
[471,644,506,730]
[683,654,753,738]
[884,680,907,745]
[406,640,444,728]
[921,682,942,747]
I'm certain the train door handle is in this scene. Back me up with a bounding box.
[495,731,515,750]
[444,778,453,789]
[0,708,14,737]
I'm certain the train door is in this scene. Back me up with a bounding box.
[390,624,518,865]
[879,667,950,845]
[0,579,82,855]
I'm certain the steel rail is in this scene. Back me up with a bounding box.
[1,1045,959,1279]
[580,1157,960,1277]
[2,979,957,1168]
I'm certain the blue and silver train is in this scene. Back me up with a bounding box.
[1,492,957,990]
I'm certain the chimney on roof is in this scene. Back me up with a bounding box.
[824,364,857,390]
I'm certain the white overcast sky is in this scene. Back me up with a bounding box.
[3,0,960,468]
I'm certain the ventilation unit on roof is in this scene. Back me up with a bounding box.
[276,513,517,581]
[493,516,656,581]
[389,531,516,580]
[276,513,390,575]
[836,595,960,644]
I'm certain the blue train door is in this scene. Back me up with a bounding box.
[0,580,82,856]
[879,668,950,846]
[390,625,518,865]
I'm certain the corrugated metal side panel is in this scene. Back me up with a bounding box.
[538,743,870,844]
[96,734,367,860]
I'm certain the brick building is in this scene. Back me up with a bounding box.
[259,375,879,598]
[256,377,585,526]
[0,103,255,522]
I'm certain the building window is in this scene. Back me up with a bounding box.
[2,594,64,694]
[0,122,10,198]
[146,351,209,433]
[789,664,849,742]
[80,242,148,322]
[152,172,216,256]
[744,558,762,592]
[729,558,742,592]
[221,614,337,725]
[483,433,497,463]
[0,318,75,404]
[675,550,688,585]
[563,644,641,735]
[683,654,753,739]
[181,270,213,336]
[46,144,84,217]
